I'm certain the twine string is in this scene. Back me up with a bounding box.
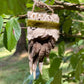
[32,0,54,14]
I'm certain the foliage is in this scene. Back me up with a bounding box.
[0,16,3,33]
[0,0,84,84]
[64,0,79,3]
[3,18,21,51]
[0,0,27,15]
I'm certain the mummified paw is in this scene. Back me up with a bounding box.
[28,40,55,79]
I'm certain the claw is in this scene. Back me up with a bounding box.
[28,54,33,75]
[33,70,36,79]
[29,61,33,75]
[33,59,38,79]
[39,62,43,75]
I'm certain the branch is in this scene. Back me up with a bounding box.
[35,1,84,11]
[73,19,84,23]
[54,0,84,6]
[60,33,84,39]
[16,1,84,19]
[17,14,27,19]
[77,12,84,17]
[33,1,54,14]
[51,0,84,11]
[21,27,27,29]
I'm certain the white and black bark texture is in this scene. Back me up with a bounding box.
[27,11,59,79]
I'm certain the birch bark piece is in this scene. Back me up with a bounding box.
[27,11,60,41]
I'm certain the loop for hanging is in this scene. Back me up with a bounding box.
[32,0,54,14]
[32,0,36,13]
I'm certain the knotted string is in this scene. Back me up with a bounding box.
[32,0,54,14]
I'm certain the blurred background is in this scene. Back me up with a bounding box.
[0,0,84,84]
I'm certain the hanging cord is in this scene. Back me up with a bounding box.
[32,0,54,14]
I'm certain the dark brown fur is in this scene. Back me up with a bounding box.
[28,36,55,63]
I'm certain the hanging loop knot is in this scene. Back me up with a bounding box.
[32,0,54,14]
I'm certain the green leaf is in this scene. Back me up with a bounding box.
[63,16,72,34]
[46,77,54,84]
[26,3,33,8]
[35,74,46,84]
[0,16,3,33]
[58,41,65,57]
[3,17,21,51]
[70,54,79,69]
[51,69,62,84]
[0,0,27,15]
[1,14,10,18]
[45,0,49,3]
[77,40,84,46]
[80,75,84,83]
[3,29,7,49]
[13,18,21,41]
[79,0,84,3]
[3,18,17,51]
[75,59,83,80]
[23,74,33,84]
[64,0,79,3]
[50,0,54,5]
[49,57,61,77]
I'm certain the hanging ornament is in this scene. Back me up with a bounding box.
[27,0,60,79]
